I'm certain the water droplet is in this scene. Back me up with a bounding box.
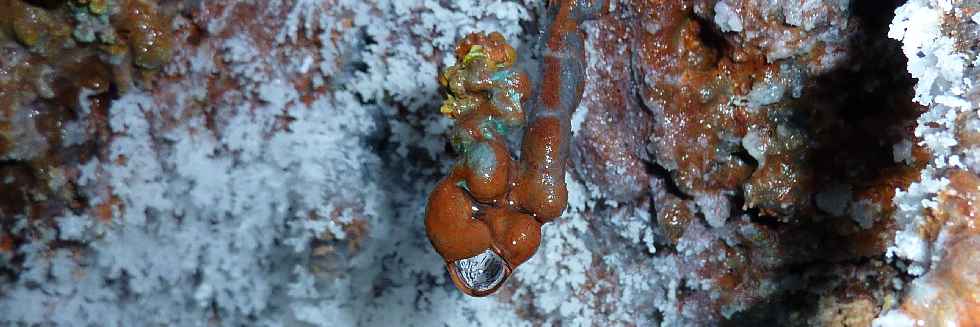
[448,249,508,296]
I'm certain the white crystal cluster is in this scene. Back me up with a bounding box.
[2,0,977,326]
[876,0,980,325]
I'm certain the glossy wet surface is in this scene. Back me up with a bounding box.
[450,249,508,294]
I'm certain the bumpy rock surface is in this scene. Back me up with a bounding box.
[0,0,976,326]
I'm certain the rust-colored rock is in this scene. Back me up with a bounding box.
[425,171,493,262]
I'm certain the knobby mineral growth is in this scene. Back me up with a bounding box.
[4,0,976,324]
[1,0,173,247]
[424,0,605,296]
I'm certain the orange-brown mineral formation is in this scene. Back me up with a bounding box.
[424,0,605,296]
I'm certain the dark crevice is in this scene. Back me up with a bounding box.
[722,0,916,324]
[23,0,61,9]
[643,160,693,201]
[690,13,730,61]
[731,148,758,170]
[730,189,771,226]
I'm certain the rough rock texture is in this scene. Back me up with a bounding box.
[0,0,975,326]
[874,1,980,325]
[551,1,921,323]
[0,1,534,325]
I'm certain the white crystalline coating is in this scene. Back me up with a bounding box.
[14,0,976,325]
[565,172,592,213]
[257,79,298,107]
[742,129,768,166]
[893,139,914,165]
[675,223,715,257]
[747,80,786,108]
[872,310,917,327]
[714,1,743,32]
[0,1,534,326]
[57,214,93,241]
[570,93,590,134]
[571,23,599,135]
[889,210,931,263]
[60,120,89,147]
[888,0,966,106]
[696,193,731,228]
[884,0,969,274]
[608,204,657,254]
[453,249,507,293]
[888,0,976,290]
[782,0,825,31]
[3,103,49,161]
[877,3,980,325]
[964,145,980,172]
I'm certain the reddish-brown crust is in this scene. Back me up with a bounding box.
[455,32,516,68]
[463,141,513,202]
[513,117,568,222]
[425,0,592,296]
[486,207,542,267]
[0,233,13,253]
[425,172,492,262]
[541,56,562,109]
[546,0,575,52]
[897,235,980,326]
